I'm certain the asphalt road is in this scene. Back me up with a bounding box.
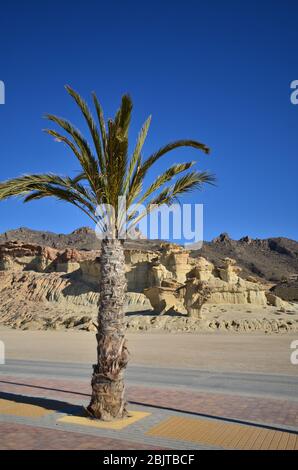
[0,359,297,401]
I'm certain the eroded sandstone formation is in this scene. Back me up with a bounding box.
[0,240,297,332]
[143,251,284,316]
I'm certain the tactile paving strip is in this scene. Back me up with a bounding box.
[58,410,151,430]
[147,416,298,450]
[0,398,53,418]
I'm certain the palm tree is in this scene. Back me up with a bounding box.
[0,86,215,420]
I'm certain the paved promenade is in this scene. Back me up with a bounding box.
[0,374,297,450]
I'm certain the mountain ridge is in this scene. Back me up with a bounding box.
[0,227,297,282]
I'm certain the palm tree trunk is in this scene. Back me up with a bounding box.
[87,237,128,420]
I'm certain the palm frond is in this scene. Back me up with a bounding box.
[43,129,83,162]
[124,115,151,198]
[114,94,133,137]
[72,171,87,184]
[0,173,97,222]
[138,161,196,204]
[92,92,108,161]
[44,114,101,198]
[136,139,210,182]
[127,139,210,210]
[148,171,215,207]
[127,171,215,231]
[127,161,196,219]
[65,85,105,173]
[170,170,215,199]
[103,95,133,208]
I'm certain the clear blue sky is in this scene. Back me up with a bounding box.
[0,0,297,241]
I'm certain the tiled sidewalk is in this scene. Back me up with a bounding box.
[1,374,298,429]
[0,374,297,450]
[0,422,163,450]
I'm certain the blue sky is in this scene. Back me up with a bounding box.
[0,0,297,241]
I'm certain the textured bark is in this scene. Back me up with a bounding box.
[87,238,128,420]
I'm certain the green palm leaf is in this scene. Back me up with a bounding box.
[139,139,209,178]
[92,92,108,161]
[65,85,106,173]
[127,171,215,231]
[124,115,151,200]
[0,174,97,222]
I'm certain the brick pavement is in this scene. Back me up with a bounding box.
[0,375,297,429]
[129,386,298,429]
[0,374,297,450]
[0,422,164,450]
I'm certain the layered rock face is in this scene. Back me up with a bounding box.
[0,241,154,330]
[0,240,297,332]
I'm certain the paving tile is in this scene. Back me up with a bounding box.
[0,374,297,450]
[147,416,298,450]
[0,422,163,450]
[0,398,53,418]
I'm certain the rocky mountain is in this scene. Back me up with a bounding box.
[197,233,298,283]
[0,227,297,282]
[0,227,163,251]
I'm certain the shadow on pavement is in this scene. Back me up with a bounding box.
[0,380,297,435]
[0,390,84,416]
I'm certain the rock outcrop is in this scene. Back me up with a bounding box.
[0,240,297,333]
[1,227,298,282]
[144,254,272,316]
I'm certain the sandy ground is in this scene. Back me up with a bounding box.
[0,326,297,376]
[2,301,298,334]
[204,303,298,320]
